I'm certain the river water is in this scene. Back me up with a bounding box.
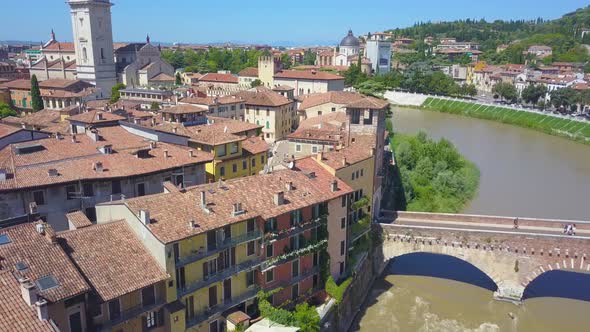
[352,107,590,331]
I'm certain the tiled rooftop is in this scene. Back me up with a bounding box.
[113,162,352,244]
[274,70,344,81]
[0,123,22,139]
[67,110,126,124]
[0,222,90,303]
[199,73,239,84]
[58,221,169,302]
[316,134,376,170]
[181,95,244,106]
[238,67,258,77]
[160,104,208,115]
[241,136,270,155]
[65,211,93,229]
[0,126,213,191]
[235,87,292,107]
[297,91,365,110]
[2,109,62,129]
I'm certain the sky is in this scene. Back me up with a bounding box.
[1,0,588,46]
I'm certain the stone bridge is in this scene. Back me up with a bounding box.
[376,211,590,302]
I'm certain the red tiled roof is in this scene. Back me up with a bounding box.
[0,270,55,332]
[238,67,258,77]
[65,211,93,229]
[298,91,365,110]
[67,110,125,124]
[274,70,344,81]
[199,73,239,84]
[1,109,62,128]
[242,136,269,155]
[316,134,376,170]
[43,41,75,52]
[150,73,176,82]
[346,96,390,109]
[235,87,293,107]
[0,79,30,90]
[115,165,353,244]
[0,123,22,139]
[0,222,90,303]
[58,221,169,302]
[160,104,208,115]
[181,95,244,106]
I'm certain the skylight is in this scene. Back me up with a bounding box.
[0,234,11,245]
[15,262,28,272]
[36,275,59,291]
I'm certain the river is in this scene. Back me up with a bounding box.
[352,107,590,332]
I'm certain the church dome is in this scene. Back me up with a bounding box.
[340,30,360,47]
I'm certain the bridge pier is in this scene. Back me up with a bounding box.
[493,283,524,304]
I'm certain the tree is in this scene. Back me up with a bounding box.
[110,83,126,103]
[293,303,320,332]
[30,75,43,111]
[0,102,16,118]
[175,72,182,85]
[462,84,478,97]
[280,53,292,69]
[150,102,160,111]
[550,87,577,112]
[521,84,547,105]
[303,49,316,65]
[250,79,262,88]
[492,82,518,103]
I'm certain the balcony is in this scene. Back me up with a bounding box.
[264,217,324,242]
[98,299,166,331]
[261,239,327,271]
[265,266,319,292]
[176,230,262,268]
[186,286,260,329]
[178,257,262,298]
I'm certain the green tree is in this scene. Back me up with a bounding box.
[250,79,262,88]
[175,72,182,85]
[0,102,16,118]
[492,82,518,103]
[30,75,43,111]
[280,53,292,69]
[110,83,126,103]
[303,49,316,65]
[521,84,547,105]
[150,102,160,111]
[550,87,577,112]
[462,84,478,97]
[293,303,320,332]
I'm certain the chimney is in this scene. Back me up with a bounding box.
[330,179,338,192]
[189,150,194,157]
[285,181,293,191]
[342,157,347,167]
[93,162,104,172]
[96,112,104,121]
[35,222,45,235]
[316,151,323,161]
[47,169,58,177]
[232,202,244,216]
[55,133,62,140]
[200,191,206,207]
[351,137,356,143]
[36,299,48,321]
[188,220,195,228]
[44,225,57,244]
[370,147,375,156]
[19,278,37,306]
[273,191,284,206]
[164,150,169,158]
[21,122,26,129]
[150,141,157,149]
[71,134,77,143]
[139,209,150,225]
[172,127,178,134]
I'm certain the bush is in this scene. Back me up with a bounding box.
[325,276,352,303]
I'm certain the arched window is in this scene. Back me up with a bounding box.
[100,48,105,59]
[265,121,270,129]
[82,47,88,61]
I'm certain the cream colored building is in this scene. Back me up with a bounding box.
[296,91,366,121]
[237,87,296,143]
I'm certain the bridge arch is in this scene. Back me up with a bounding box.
[522,269,590,302]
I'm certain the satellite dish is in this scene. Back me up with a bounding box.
[288,161,294,169]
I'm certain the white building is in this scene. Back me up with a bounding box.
[68,0,118,98]
[365,39,392,74]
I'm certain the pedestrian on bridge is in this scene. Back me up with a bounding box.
[513,217,519,229]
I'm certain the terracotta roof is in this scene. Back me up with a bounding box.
[112,163,353,244]
[160,104,208,115]
[238,67,258,77]
[0,79,30,90]
[0,222,90,303]
[272,85,294,91]
[298,91,365,110]
[150,73,176,82]
[0,270,55,332]
[181,95,244,106]
[65,211,93,229]
[241,136,270,155]
[58,221,169,302]
[67,110,125,124]
[205,116,262,135]
[0,123,22,139]
[43,41,75,52]
[346,96,390,109]
[316,134,376,170]
[274,70,344,81]
[1,109,62,128]
[297,112,348,130]
[288,113,348,143]
[235,87,293,107]
[0,126,213,191]
[436,48,483,55]
[199,73,239,84]
[39,79,87,90]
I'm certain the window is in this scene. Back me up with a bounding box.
[312,204,320,218]
[261,155,265,164]
[341,217,346,229]
[266,243,273,258]
[111,180,121,195]
[137,183,146,197]
[108,299,121,321]
[209,320,219,332]
[175,267,185,290]
[340,241,345,255]
[85,207,96,222]
[246,270,255,287]
[230,142,238,154]
[312,146,318,153]
[36,275,59,291]
[352,172,356,181]
[146,311,157,329]
[173,243,180,262]
[185,296,195,319]
[265,121,270,129]
[232,163,237,173]
[100,48,105,59]
[339,262,345,275]
[217,145,226,157]
[289,235,300,250]
[292,260,299,277]
[296,144,302,152]
[341,196,347,208]
[247,241,255,256]
[82,47,87,61]
[83,183,94,197]
[313,274,318,288]
[290,209,302,226]
[360,169,364,177]
[266,110,270,116]
[242,160,248,170]
[313,252,319,267]
[356,170,360,179]
[265,268,274,283]
[65,185,77,200]
[265,218,276,233]
[292,283,299,301]
[251,158,256,167]
[331,107,336,112]
[220,166,225,177]
[33,190,45,205]
[247,219,255,232]
[142,285,156,306]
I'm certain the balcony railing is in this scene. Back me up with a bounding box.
[261,239,327,271]
[178,257,262,298]
[176,230,262,268]
[264,217,324,242]
[186,286,260,328]
[265,266,319,291]
[98,299,166,331]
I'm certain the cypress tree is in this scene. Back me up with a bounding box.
[175,72,182,85]
[30,75,43,111]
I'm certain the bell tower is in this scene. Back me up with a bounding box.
[68,0,117,98]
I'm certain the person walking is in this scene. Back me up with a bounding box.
[513,217,519,229]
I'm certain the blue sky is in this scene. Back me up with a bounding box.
[1,0,588,46]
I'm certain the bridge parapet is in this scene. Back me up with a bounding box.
[377,223,590,302]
